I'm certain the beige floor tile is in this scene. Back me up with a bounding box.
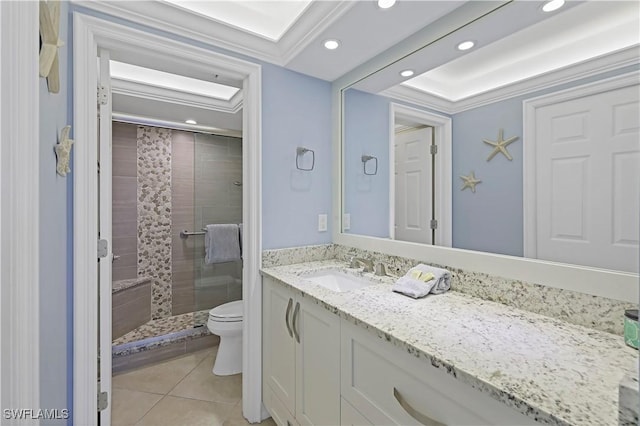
[113,350,209,394]
[222,402,277,426]
[136,395,234,426]
[111,388,163,426]
[169,355,242,404]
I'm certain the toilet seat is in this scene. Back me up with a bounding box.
[209,300,243,323]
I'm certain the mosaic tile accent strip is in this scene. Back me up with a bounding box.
[262,244,336,268]
[137,126,173,319]
[332,245,637,335]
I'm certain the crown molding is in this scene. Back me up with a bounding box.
[111,77,243,114]
[384,45,640,115]
[71,0,352,68]
[279,1,356,64]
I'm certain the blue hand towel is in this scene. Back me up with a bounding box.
[205,224,240,264]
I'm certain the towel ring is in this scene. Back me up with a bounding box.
[296,147,315,171]
[362,155,378,175]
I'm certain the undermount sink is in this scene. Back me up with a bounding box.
[302,269,374,293]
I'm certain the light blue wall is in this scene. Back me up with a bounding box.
[39,2,71,424]
[451,99,523,256]
[343,89,390,237]
[261,64,332,249]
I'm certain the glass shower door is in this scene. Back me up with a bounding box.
[193,133,243,326]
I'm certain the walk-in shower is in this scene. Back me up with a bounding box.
[111,122,242,370]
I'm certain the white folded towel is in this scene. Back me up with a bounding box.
[392,264,451,298]
[205,224,240,264]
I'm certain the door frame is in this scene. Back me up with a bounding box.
[73,13,263,424]
[389,103,452,247]
[0,1,40,417]
[522,70,640,259]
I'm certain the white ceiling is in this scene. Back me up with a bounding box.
[402,1,640,101]
[77,0,639,131]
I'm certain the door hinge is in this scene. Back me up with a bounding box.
[98,239,109,259]
[430,219,438,230]
[97,391,109,411]
[97,85,108,106]
[430,145,438,155]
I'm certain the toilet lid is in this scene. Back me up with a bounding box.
[209,300,243,321]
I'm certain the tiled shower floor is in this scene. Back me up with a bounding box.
[113,310,210,346]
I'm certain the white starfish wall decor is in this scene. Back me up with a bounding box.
[483,128,519,161]
[460,171,481,193]
[55,125,74,177]
[39,0,63,94]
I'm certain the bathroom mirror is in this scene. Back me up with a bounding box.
[340,0,640,274]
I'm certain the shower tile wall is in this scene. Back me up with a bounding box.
[112,122,138,282]
[111,122,242,324]
[137,126,173,319]
[194,133,243,310]
[171,131,196,315]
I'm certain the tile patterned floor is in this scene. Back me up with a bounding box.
[113,310,210,346]
[112,348,276,426]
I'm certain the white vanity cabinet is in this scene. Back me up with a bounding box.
[340,319,539,426]
[263,276,341,426]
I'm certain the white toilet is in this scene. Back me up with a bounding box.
[207,300,243,376]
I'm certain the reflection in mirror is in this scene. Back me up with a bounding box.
[342,0,640,273]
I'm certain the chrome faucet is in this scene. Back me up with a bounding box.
[374,262,387,276]
[350,256,374,273]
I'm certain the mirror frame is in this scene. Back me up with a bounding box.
[331,1,638,304]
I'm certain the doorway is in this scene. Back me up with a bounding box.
[389,103,453,247]
[73,13,263,425]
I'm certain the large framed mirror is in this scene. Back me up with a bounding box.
[334,0,639,300]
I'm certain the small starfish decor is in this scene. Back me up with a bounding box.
[460,171,481,193]
[54,125,74,177]
[483,128,519,161]
[39,0,64,94]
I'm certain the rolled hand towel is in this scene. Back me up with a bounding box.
[391,264,451,298]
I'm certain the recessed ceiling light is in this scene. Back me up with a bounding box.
[377,0,396,9]
[542,0,565,12]
[456,40,475,51]
[323,39,340,50]
[400,70,414,78]
[185,119,197,125]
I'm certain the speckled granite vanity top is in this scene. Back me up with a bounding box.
[261,260,638,426]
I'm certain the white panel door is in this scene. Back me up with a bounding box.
[394,127,433,244]
[535,84,639,273]
[263,278,296,414]
[295,298,340,426]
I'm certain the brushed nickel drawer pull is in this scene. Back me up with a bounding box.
[292,302,301,343]
[393,387,446,426]
[285,298,293,338]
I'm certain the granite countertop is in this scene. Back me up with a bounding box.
[261,259,638,426]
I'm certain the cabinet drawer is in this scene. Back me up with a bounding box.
[341,398,373,426]
[341,320,538,426]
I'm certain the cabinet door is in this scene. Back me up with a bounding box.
[295,298,341,426]
[263,278,296,413]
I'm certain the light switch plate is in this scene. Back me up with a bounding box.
[343,213,351,230]
[318,214,328,232]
